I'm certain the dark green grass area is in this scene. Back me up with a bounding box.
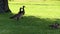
[0,13,60,34]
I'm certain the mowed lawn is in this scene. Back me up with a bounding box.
[0,1,60,34]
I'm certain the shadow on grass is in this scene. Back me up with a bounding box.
[0,15,60,28]
[0,15,60,34]
[16,16,60,30]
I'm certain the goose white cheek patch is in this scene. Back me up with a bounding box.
[21,8,23,11]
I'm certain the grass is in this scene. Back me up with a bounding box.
[9,1,60,18]
[0,1,60,34]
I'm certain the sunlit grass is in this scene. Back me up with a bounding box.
[9,1,60,18]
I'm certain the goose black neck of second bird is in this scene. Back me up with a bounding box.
[18,6,25,14]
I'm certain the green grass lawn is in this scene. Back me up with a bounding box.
[0,1,60,34]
